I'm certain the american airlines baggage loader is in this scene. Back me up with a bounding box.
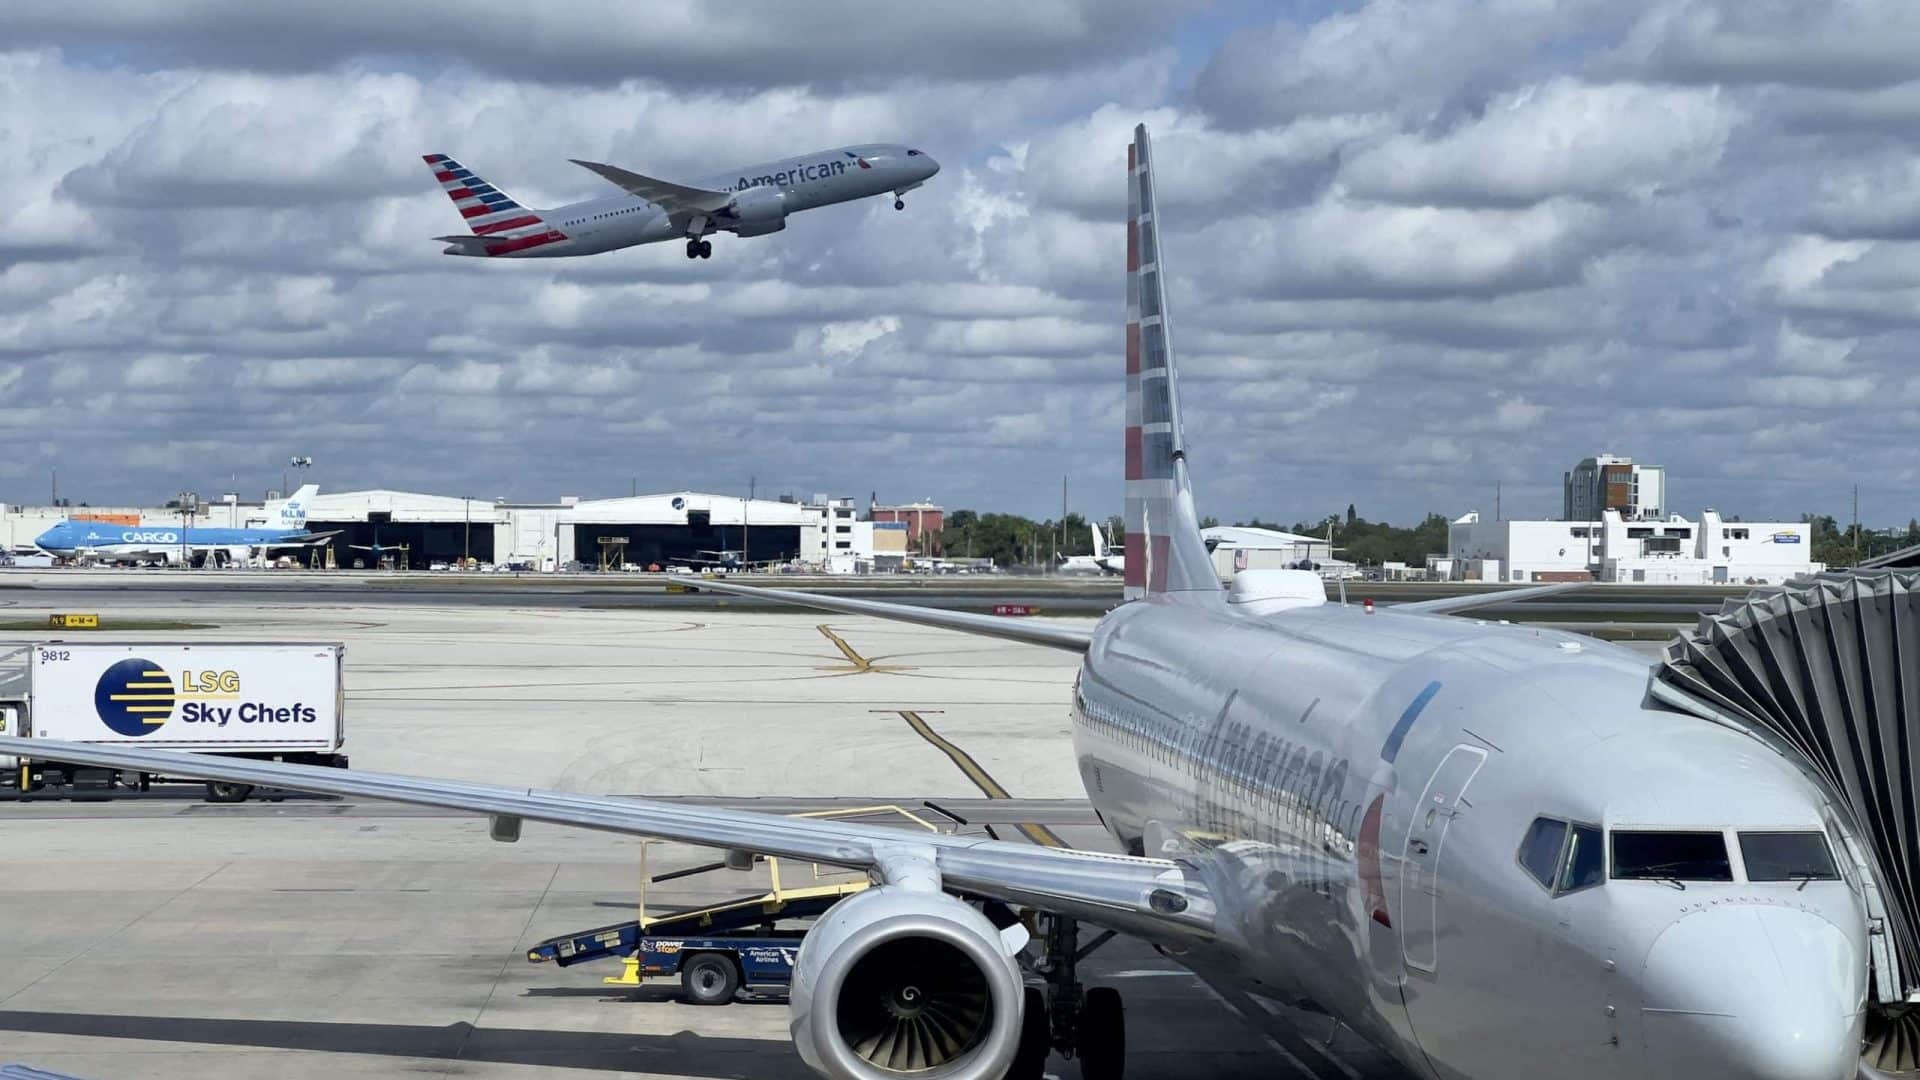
[0,642,348,802]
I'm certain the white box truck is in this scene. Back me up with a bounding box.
[0,642,347,802]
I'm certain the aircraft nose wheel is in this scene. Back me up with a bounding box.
[894,198,905,210]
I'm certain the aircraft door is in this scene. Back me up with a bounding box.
[1399,745,1487,973]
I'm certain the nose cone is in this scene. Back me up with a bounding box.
[1643,906,1864,1080]
[34,526,64,551]
[919,154,941,181]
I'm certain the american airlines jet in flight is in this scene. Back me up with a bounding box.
[423,144,938,260]
[6,126,1869,1080]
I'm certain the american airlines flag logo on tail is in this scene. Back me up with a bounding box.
[423,154,566,255]
[1123,125,1218,602]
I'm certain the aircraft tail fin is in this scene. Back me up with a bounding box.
[421,154,548,237]
[1091,521,1109,559]
[276,484,318,530]
[1124,124,1219,603]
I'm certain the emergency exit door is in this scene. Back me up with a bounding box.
[1400,745,1487,973]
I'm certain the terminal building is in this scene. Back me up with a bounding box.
[1445,509,1820,585]
[1442,453,1823,585]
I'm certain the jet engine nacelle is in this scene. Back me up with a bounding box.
[726,185,787,237]
[789,886,1025,1080]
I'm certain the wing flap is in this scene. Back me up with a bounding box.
[568,160,733,214]
[0,735,1211,942]
[668,576,1093,652]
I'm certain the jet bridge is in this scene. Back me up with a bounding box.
[1649,570,1920,1071]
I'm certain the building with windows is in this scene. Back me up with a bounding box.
[869,501,943,556]
[1448,509,1820,585]
[1564,454,1664,522]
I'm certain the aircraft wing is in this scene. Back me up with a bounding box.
[669,575,1094,652]
[1390,581,1585,616]
[257,531,340,550]
[0,735,1213,945]
[568,160,734,215]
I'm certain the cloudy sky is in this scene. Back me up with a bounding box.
[2,1,1916,526]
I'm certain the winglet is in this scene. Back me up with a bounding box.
[1125,124,1220,603]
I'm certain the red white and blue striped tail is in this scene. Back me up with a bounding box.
[422,154,566,256]
[1124,124,1220,603]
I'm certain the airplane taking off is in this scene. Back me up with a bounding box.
[424,144,938,260]
[4,127,1874,1080]
[33,485,335,566]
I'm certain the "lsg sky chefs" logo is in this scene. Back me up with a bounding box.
[93,658,317,736]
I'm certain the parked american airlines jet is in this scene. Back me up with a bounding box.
[423,144,938,260]
[5,127,1873,1080]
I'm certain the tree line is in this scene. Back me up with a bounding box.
[937,504,1453,569]
[935,504,1919,570]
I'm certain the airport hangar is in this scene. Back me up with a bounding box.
[1,490,894,571]
[301,489,882,571]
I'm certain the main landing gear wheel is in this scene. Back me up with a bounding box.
[894,198,906,210]
[1032,914,1127,1079]
[1006,986,1050,1079]
[1075,986,1125,1080]
[699,239,712,259]
[680,952,740,1005]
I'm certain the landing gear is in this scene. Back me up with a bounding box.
[1077,987,1126,1079]
[1030,914,1126,1079]
[686,238,714,259]
[894,198,906,211]
[699,239,712,258]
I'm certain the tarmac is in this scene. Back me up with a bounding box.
[0,574,1421,1079]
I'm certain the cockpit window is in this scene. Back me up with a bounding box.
[1518,817,1566,888]
[1612,830,1733,882]
[1740,832,1838,883]
[1558,824,1604,893]
[907,149,922,156]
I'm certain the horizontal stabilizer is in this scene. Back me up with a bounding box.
[1391,581,1586,616]
[568,160,733,214]
[667,576,1092,652]
[434,234,491,252]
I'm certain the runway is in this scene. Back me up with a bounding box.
[0,578,1416,1079]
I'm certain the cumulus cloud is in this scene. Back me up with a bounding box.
[1342,80,1736,207]
[1614,0,1920,90]
[6,0,1187,87]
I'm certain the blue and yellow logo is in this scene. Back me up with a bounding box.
[94,657,176,736]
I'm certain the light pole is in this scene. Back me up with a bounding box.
[463,497,471,568]
[285,455,312,499]
[177,491,198,569]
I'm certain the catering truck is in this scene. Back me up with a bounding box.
[0,642,346,802]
